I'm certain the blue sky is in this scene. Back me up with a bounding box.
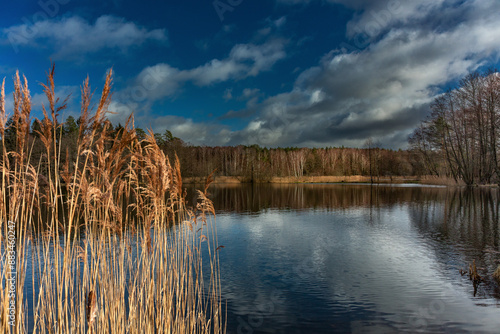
[1,0,500,148]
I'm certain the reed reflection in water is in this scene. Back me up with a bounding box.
[190,184,500,333]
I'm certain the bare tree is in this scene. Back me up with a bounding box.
[409,69,500,185]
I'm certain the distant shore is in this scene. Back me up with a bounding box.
[183,175,473,186]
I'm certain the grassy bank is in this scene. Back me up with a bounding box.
[183,175,461,186]
[0,68,224,333]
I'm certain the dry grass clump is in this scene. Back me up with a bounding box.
[419,175,464,186]
[0,65,224,333]
[493,265,500,283]
[460,260,483,297]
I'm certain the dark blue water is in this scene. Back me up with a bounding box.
[201,184,500,333]
[14,184,500,333]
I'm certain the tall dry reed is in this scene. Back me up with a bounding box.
[0,65,224,333]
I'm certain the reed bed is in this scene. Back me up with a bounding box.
[0,66,224,333]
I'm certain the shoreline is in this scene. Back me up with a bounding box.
[183,175,469,186]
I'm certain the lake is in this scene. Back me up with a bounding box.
[16,183,500,333]
[191,183,500,333]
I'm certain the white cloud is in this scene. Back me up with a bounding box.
[184,59,246,86]
[227,0,500,148]
[108,39,286,140]
[142,115,231,146]
[229,41,287,76]
[2,15,167,58]
[309,89,324,104]
[85,0,500,148]
[185,39,286,85]
[172,40,287,86]
[134,64,182,100]
[111,39,287,118]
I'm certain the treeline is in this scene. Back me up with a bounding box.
[9,70,499,184]
[410,69,500,185]
[1,113,423,181]
[165,143,418,180]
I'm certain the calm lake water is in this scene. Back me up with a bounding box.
[193,183,500,333]
[16,183,500,333]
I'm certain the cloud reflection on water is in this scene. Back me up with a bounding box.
[203,184,500,333]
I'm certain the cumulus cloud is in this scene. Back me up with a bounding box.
[227,0,500,148]
[97,0,500,149]
[140,115,231,146]
[171,40,286,86]
[229,41,287,76]
[2,15,167,58]
[184,58,246,86]
[110,39,287,120]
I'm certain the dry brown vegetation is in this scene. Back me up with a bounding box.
[0,66,223,333]
[418,175,464,186]
[184,175,457,186]
[494,265,500,283]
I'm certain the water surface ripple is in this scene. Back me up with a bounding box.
[199,184,500,333]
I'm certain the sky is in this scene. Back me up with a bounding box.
[1,0,500,149]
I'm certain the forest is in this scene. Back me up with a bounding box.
[1,69,499,185]
[1,114,417,182]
